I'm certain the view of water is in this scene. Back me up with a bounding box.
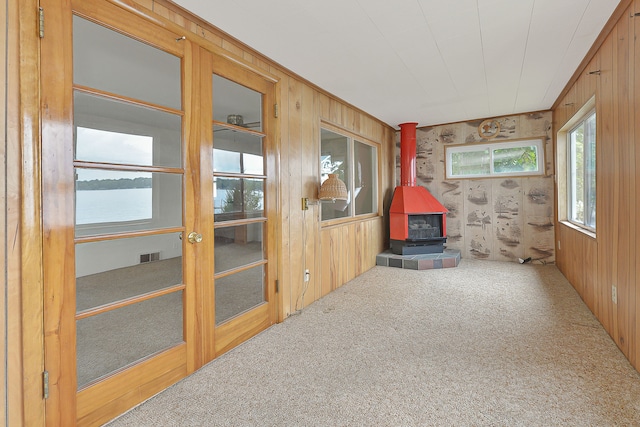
[76,188,152,224]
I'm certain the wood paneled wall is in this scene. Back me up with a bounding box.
[553,0,640,372]
[1,1,8,424]
[320,218,386,298]
[6,0,395,424]
[277,75,393,318]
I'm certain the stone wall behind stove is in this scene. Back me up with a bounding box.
[395,111,555,263]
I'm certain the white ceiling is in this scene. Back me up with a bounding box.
[172,0,619,128]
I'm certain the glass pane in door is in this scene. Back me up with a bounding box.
[73,15,181,110]
[213,178,264,221]
[213,126,264,174]
[215,266,264,324]
[75,169,183,236]
[76,234,183,311]
[214,223,263,274]
[74,91,182,168]
[76,291,183,388]
[212,75,262,130]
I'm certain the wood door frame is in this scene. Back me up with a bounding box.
[185,43,214,370]
[7,0,46,425]
[41,0,76,423]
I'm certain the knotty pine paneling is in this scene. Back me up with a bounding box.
[343,224,355,284]
[354,221,368,276]
[285,76,305,316]
[1,1,8,423]
[277,71,293,321]
[614,9,633,357]
[597,31,616,336]
[634,0,640,367]
[320,218,384,294]
[301,83,320,306]
[553,0,640,372]
[555,224,597,313]
[625,1,637,365]
[274,72,393,317]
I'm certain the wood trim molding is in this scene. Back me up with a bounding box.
[13,0,46,425]
[1,0,8,422]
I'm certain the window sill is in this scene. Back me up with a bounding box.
[321,213,380,229]
[559,220,596,240]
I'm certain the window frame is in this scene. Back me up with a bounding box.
[556,96,596,237]
[445,138,545,179]
[567,109,596,232]
[319,124,380,223]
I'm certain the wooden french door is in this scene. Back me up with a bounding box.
[205,53,278,357]
[41,1,277,426]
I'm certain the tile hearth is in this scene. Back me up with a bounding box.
[376,248,460,270]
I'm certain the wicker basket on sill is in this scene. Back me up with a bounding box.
[319,174,348,201]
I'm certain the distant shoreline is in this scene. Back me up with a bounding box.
[77,177,152,191]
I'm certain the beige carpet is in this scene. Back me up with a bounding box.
[106,259,640,426]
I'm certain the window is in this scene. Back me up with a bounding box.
[568,110,596,230]
[320,127,379,221]
[445,138,545,179]
[75,127,154,225]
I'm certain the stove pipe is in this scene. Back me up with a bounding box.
[399,122,418,187]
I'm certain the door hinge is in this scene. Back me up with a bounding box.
[39,7,44,38]
[274,103,279,118]
[43,370,49,399]
[275,279,279,293]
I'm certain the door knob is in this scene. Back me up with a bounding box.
[187,232,203,244]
